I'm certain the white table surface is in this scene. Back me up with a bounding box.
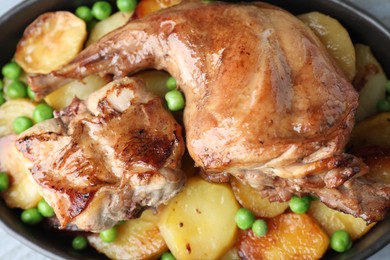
[0,0,389,259]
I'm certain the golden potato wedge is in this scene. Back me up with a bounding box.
[238,213,329,260]
[15,11,86,74]
[44,75,111,110]
[0,135,42,209]
[231,177,289,218]
[87,209,167,260]
[308,200,375,240]
[134,0,182,18]
[298,12,356,81]
[353,44,388,121]
[86,11,132,46]
[0,99,36,136]
[158,177,239,260]
[350,112,390,149]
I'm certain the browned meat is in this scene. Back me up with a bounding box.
[28,2,389,222]
[234,159,390,222]
[16,77,185,231]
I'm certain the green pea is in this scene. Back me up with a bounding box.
[27,86,35,100]
[330,230,352,253]
[33,103,54,123]
[5,80,27,99]
[72,236,88,250]
[37,199,55,217]
[100,226,117,243]
[21,208,43,225]
[165,89,185,111]
[166,77,177,90]
[0,172,10,191]
[252,219,268,237]
[235,208,255,230]
[75,6,94,22]
[92,1,112,20]
[161,251,176,260]
[2,61,22,80]
[13,116,33,134]
[377,99,390,112]
[0,92,5,105]
[117,0,137,12]
[289,195,311,214]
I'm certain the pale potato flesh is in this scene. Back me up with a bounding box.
[231,177,289,218]
[308,200,375,240]
[158,177,240,260]
[0,99,36,137]
[0,135,42,209]
[298,11,356,81]
[86,11,133,46]
[44,75,111,110]
[354,44,388,122]
[87,210,167,260]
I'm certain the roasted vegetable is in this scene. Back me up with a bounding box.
[158,177,239,260]
[134,0,182,18]
[44,75,111,110]
[0,135,42,209]
[0,99,36,136]
[350,112,390,149]
[86,11,132,46]
[309,200,375,240]
[87,210,167,260]
[298,11,356,81]
[353,44,388,121]
[231,177,289,218]
[15,11,86,74]
[238,213,329,260]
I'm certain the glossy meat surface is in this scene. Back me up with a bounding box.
[17,77,185,231]
[30,1,358,177]
[29,2,389,221]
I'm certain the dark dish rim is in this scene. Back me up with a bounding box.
[0,0,389,259]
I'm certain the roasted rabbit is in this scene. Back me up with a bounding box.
[17,77,185,231]
[28,1,389,222]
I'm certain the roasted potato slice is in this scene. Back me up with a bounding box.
[15,11,86,74]
[87,210,167,260]
[44,75,111,110]
[298,12,356,81]
[0,135,42,209]
[86,11,132,46]
[238,213,329,260]
[308,200,375,240]
[353,44,388,121]
[231,177,289,218]
[158,177,239,260]
[350,112,390,149]
[0,99,36,137]
[134,0,182,18]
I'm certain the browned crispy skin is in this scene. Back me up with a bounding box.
[28,2,389,222]
[17,78,185,231]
